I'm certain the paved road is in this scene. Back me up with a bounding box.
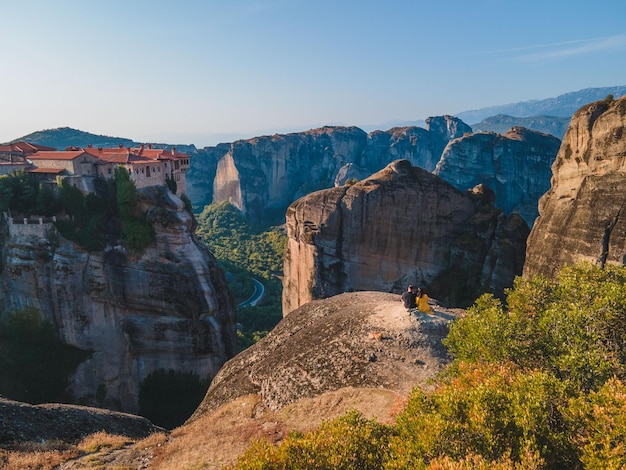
[238,278,265,307]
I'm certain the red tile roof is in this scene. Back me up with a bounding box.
[0,142,56,154]
[28,167,65,174]
[28,150,88,161]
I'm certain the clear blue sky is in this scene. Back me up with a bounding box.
[1,0,625,147]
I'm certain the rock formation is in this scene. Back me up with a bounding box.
[190,291,456,420]
[187,117,470,227]
[0,186,237,413]
[524,96,626,278]
[282,160,528,315]
[434,127,561,226]
[0,397,163,444]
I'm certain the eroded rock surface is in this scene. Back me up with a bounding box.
[282,160,528,314]
[0,397,163,444]
[524,96,626,278]
[434,127,561,226]
[190,291,458,420]
[187,118,470,226]
[0,186,236,412]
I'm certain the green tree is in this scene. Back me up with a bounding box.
[195,202,286,350]
[138,369,210,429]
[0,171,41,216]
[0,307,90,404]
[114,166,155,252]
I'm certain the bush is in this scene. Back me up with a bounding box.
[388,362,576,468]
[231,410,393,469]
[231,263,626,468]
[444,263,626,392]
[565,378,626,468]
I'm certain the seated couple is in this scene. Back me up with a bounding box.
[401,285,434,315]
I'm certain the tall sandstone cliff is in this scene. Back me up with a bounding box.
[0,186,237,413]
[283,160,529,314]
[186,117,471,227]
[434,127,561,226]
[524,96,626,278]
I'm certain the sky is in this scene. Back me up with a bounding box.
[1,0,625,147]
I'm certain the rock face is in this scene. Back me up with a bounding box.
[0,186,237,413]
[282,160,529,315]
[0,397,163,444]
[187,118,470,227]
[434,127,561,226]
[190,291,456,420]
[524,96,626,278]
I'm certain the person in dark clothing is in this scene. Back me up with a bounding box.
[401,285,417,312]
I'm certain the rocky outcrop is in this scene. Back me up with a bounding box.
[282,160,529,314]
[188,118,470,227]
[0,397,164,444]
[524,96,626,278]
[434,127,561,226]
[0,186,237,413]
[190,291,457,420]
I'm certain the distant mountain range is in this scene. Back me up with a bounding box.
[456,86,626,124]
[471,114,572,139]
[5,86,626,149]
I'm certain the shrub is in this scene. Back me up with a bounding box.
[388,362,576,468]
[231,410,393,469]
[444,263,626,392]
[565,378,626,468]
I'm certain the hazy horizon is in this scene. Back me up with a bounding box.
[2,0,625,147]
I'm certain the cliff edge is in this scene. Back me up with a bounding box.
[524,96,626,278]
[0,186,237,412]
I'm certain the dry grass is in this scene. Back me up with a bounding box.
[148,387,405,469]
[0,441,79,469]
[76,431,133,454]
[0,431,168,469]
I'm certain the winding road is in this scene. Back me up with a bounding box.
[237,278,265,307]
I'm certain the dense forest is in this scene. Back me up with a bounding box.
[195,201,286,350]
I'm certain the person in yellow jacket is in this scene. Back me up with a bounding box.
[415,287,434,315]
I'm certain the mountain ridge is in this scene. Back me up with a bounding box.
[5,86,625,149]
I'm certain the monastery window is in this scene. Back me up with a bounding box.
[146,166,151,177]
[108,168,112,175]
[135,169,139,174]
